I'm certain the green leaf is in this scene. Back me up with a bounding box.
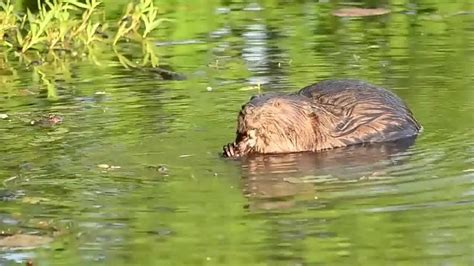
[143,18,170,37]
[26,9,36,25]
[15,29,24,46]
[0,1,7,11]
[63,0,89,9]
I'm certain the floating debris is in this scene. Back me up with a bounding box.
[2,176,18,186]
[21,197,50,204]
[0,234,53,248]
[147,67,186,81]
[333,7,391,17]
[206,86,213,92]
[30,114,63,127]
[144,164,169,176]
[158,165,168,174]
[97,164,121,170]
[0,113,8,119]
[0,190,18,201]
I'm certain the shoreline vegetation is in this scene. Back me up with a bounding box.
[0,0,173,98]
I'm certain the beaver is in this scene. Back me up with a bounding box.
[223,79,422,158]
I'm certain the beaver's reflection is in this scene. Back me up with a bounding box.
[240,137,416,210]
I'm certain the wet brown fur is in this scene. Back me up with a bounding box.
[223,79,422,158]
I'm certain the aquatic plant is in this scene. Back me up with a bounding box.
[0,0,168,97]
[1,0,165,55]
[114,0,169,44]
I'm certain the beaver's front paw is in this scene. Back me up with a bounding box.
[223,142,240,158]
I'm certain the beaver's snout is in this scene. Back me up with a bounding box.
[223,129,257,158]
[223,93,317,158]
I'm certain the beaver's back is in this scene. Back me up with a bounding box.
[298,79,421,149]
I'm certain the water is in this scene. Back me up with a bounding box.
[1,1,473,265]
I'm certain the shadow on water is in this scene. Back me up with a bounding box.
[239,137,417,210]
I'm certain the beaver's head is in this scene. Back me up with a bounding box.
[226,94,317,157]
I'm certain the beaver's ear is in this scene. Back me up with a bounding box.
[250,95,260,101]
[271,99,281,107]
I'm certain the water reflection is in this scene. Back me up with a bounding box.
[240,138,417,210]
[242,23,270,85]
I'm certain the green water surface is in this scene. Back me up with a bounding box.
[1,0,473,265]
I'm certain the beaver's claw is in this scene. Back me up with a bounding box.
[223,142,240,158]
